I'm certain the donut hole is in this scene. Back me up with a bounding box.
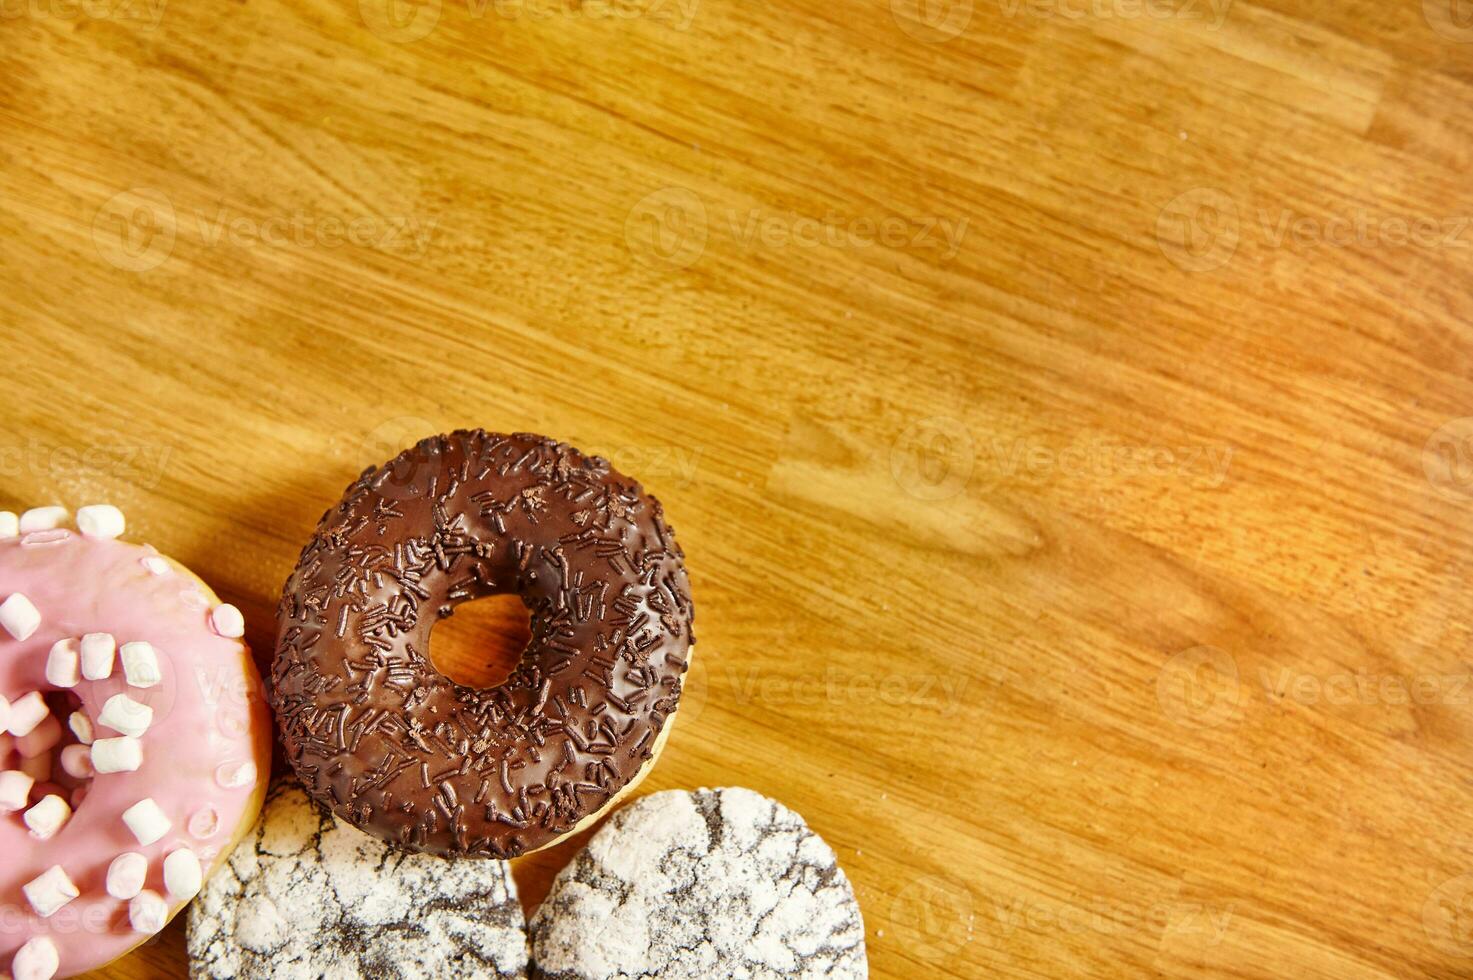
[429,593,531,690]
[5,691,93,814]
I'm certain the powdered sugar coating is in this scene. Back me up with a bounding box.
[530,788,866,979]
[188,780,528,979]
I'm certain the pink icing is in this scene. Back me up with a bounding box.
[187,806,219,840]
[0,533,268,977]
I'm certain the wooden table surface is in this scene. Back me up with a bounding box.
[3,0,1473,976]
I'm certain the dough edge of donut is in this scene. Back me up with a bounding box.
[522,644,695,856]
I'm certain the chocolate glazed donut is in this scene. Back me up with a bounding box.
[271,430,695,858]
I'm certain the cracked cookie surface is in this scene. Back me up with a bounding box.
[530,787,866,979]
[187,780,527,979]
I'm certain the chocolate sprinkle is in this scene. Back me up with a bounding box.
[272,431,695,857]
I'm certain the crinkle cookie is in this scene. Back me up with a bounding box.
[530,788,866,979]
[187,780,527,979]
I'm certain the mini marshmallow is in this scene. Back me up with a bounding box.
[0,511,18,539]
[120,640,162,688]
[19,751,51,783]
[91,736,143,773]
[164,847,203,899]
[23,794,71,840]
[107,851,148,899]
[44,637,80,688]
[60,744,94,779]
[130,889,169,934]
[8,691,48,736]
[210,603,245,638]
[80,632,116,679]
[123,797,171,845]
[17,714,61,758]
[0,592,41,641]
[12,935,59,980]
[0,769,34,811]
[22,865,78,917]
[99,693,153,737]
[68,710,93,744]
[76,503,125,538]
[141,555,170,575]
[19,506,67,532]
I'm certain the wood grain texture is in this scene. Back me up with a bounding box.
[1,0,1471,976]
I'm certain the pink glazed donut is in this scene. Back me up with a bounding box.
[0,505,270,980]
